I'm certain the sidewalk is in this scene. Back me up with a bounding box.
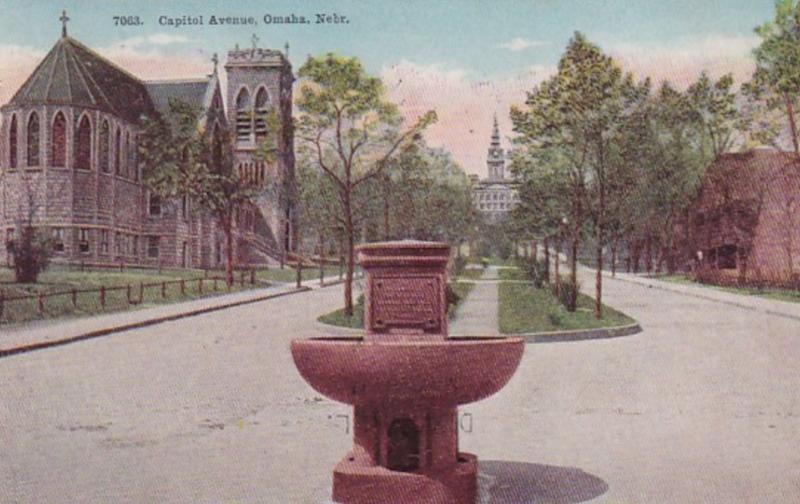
[600,270,800,322]
[0,282,310,357]
[449,266,500,336]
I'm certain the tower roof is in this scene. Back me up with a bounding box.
[7,36,155,123]
[490,114,501,147]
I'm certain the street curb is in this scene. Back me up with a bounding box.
[0,286,312,359]
[508,322,642,344]
[314,321,643,343]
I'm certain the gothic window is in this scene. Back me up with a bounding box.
[235,88,251,141]
[212,124,223,173]
[114,128,121,175]
[124,132,130,177]
[74,115,91,170]
[27,112,40,166]
[132,134,139,181]
[254,87,269,139]
[99,229,109,254]
[9,114,18,168]
[147,236,160,258]
[79,228,91,253]
[99,120,110,173]
[51,112,66,167]
[51,227,65,252]
[148,192,162,217]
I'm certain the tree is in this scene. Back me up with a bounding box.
[295,54,436,316]
[139,99,259,285]
[750,0,800,154]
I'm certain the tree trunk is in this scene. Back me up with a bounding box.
[223,215,235,286]
[543,237,550,282]
[319,231,325,286]
[344,227,355,316]
[570,236,578,312]
[611,240,617,278]
[785,92,800,155]
[595,228,603,319]
[554,238,561,298]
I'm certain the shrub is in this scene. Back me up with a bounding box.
[551,275,579,311]
[446,283,461,312]
[519,257,549,288]
[449,255,467,278]
[480,257,489,269]
[10,226,52,283]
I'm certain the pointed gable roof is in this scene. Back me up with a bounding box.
[7,36,155,124]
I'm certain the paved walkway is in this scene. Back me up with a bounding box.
[450,266,500,336]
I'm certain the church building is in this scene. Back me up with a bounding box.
[0,15,295,269]
[469,116,519,222]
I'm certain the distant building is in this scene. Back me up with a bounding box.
[0,16,295,269]
[691,149,800,284]
[469,116,518,222]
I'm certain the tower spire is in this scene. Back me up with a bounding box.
[59,9,70,38]
[491,113,501,147]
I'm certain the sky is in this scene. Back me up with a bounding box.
[0,0,778,175]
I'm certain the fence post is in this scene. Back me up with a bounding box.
[126,284,132,305]
[71,288,77,308]
[214,278,218,291]
[339,257,344,280]
[250,269,255,285]
[296,262,302,289]
[0,292,4,320]
[180,279,185,295]
[161,281,166,299]
[139,282,144,304]
[100,286,106,309]
[239,270,245,287]
[198,278,204,294]
[37,292,44,316]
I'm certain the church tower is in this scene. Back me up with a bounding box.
[224,36,296,258]
[487,115,505,180]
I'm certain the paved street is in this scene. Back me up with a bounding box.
[2,273,800,503]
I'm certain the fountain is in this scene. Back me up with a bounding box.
[291,241,524,503]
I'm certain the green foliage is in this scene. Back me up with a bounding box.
[9,226,52,283]
[518,256,549,288]
[551,274,580,311]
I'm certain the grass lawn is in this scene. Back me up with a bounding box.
[498,268,527,281]
[498,281,635,334]
[256,265,346,284]
[0,266,267,325]
[655,274,800,304]
[317,282,475,329]
[458,268,485,280]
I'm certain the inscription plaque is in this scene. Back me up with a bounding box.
[371,276,441,331]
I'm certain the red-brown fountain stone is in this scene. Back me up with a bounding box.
[291,241,524,504]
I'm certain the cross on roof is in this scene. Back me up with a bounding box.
[211,53,219,73]
[251,33,259,50]
[60,10,70,38]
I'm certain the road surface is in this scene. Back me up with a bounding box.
[1,273,799,503]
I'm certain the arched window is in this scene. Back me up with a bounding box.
[212,124,223,173]
[74,115,91,170]
[9,115,18,168]
[99,120,110,173]
[254,87,269,139]
[124,132,130,177]
[51,112,66,167]
[235,88,251,141]
[114,128,121,175]
[27,112,40,166]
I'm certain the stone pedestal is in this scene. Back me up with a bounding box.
[291,241,524,504]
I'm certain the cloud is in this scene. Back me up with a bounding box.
[499,37,550,52]
[606,34,759,88]
[381,61,556,176]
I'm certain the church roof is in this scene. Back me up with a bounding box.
[7,36,155,124]
[145,77,214,114]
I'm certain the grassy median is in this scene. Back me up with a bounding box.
[657,274,800,304]
[498,281,635,334]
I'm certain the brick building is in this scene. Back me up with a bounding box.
[691,149,800,283]
[0,21,295,269]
